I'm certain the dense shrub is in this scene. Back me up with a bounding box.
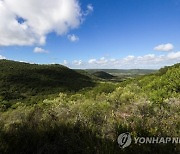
[0,62,179,153]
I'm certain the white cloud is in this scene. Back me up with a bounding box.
[72,60,82,65]
[63,60,68,65]
[67,34,79,42]
[19,60,27,63]
[167,51,180,59]
[88,57,108,65]
[33,47,48,53]
[0,0,86,46]
[88,57,117,66]
[87,4,94,12]
[84,4,93,16]
[88,59,96,64]
[0,55,6,59]
[154,43,174,51]
[123,55,135,61]
[70,52,180,69]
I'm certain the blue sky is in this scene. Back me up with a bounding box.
[0,0,180,69]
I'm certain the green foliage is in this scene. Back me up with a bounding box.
[138,63,180,103]
[92,71,115,79]
[85,69,157,75]
[0,62,179,153]
[0,60,95,105]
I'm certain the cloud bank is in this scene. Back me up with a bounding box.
[0,0,86,46]
[65,51,180,69]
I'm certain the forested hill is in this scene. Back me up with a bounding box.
[85,69,157,75]
[92,71,115,79]
[0,60,95,101]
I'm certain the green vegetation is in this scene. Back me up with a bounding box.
[85,68,158,82]
[85,69,157,76]
[0,61,179,154]
[0,60,95,105]
[92,71,115,79]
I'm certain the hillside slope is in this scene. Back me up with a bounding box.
[0,63,179,153]
[92,71,115,79]
[85,69,157,75]
[125,63,180,103]
[0,60,95,101]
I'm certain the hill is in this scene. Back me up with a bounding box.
[0,62,179,153]
[0,60,95,102]
[85,69,157,76]
[129,63,180,103]
[92,71,115,79]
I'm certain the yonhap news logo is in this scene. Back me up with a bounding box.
[117,132,132,149]
[118,132,180,149]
